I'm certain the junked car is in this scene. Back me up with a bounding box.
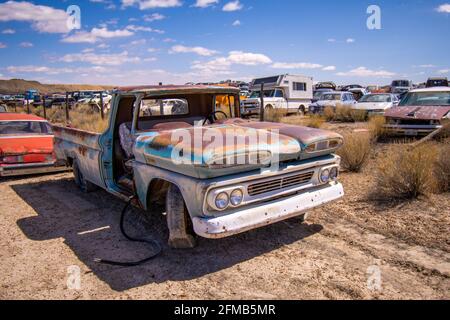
[53,85,344,248]
[0,104,8,113]
[0,113,66,177]
[309,91,356,114]
[353,93,399,116]
[384,87,450,136]
[391,79,413,95]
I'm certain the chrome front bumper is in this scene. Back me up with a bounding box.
[0,162,68,177]
[193,182,344,239]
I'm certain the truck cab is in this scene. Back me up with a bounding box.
[54,85,344,248]
[241,75,313,116]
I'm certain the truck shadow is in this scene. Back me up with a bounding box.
[13,178,323,292]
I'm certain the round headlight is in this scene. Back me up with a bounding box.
[230,189,243,206]
[330,167,338,180]
[320,169,330,183]
[215,192,229,210]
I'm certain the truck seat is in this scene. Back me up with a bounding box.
[118,122,135,159]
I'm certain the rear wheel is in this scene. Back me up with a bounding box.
[73,159,97,193]
[298,105,306,116]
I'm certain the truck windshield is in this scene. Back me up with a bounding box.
[399,92,450,106]
[321,94,341,101]
[0,121,52,135]
[392,81,410,87]
[249,90,276,99]
[359,94,391,103]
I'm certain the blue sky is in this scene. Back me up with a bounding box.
[0,0,449,86]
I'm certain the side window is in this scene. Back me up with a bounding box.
[215,95,235,118]
[139,98,189,117]
[275,90,284,98]
[293,82,307,91]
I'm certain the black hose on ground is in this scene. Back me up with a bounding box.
[94,197,162,267]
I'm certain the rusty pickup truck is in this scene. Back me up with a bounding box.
[54,85,344,248]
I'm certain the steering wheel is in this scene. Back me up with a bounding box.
[203,111,229,126]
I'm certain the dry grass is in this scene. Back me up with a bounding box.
[368,115,387,141]
[281,115,325,129]
[26,106,109,133]
[337,132,371,172]
[435,143,450,192]
[376,144,439,199]
[323,106,335,121]
[264,108,287,122]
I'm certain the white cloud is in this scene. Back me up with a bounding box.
[336,66,396,78]
[122,0,182,10]
[322,66,336,71]
[226,51,272,65]
[223,1,243,12]
[437,4,450,13]
[232,20,241,27]
[438,69,449,74]
[170,45,219,56]
[0,42,7,48]
[194,0,219,8]
[417,64,436,68]
[60,51,140,66]
[271,62,323,69]
[126,25,164,34]
[61,27,134,43]
[147,47,159,52]
[191,51,272,75]
[0,1,70,33]
[143,13,166,21]
[327,38,336,43]
[20,42,33,48]
[2,28,15,34]
[163,38,176,43]
[346,38,355,43]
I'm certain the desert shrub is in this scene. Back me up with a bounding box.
[334,105,353,122]
[350,109,368,122]
[323,106,335,122]
[264,108,287,122]
[435,143,450,192]
[337,132,371,172]
[376,144,439,199]
[305,115,325,128]
[368,115,387,141]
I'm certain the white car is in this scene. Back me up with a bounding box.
[309,92,357,114]
[353,93,399,115]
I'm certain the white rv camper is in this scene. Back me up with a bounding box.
[241,74,313,116]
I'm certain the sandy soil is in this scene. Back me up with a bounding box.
[0,136,449,300]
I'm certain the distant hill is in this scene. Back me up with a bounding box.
[0,79,115,95]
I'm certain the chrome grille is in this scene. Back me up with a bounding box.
[247,171,314,196]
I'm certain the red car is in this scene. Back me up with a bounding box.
[0,113,66,177]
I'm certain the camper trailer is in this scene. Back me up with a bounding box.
[241,74,313,116]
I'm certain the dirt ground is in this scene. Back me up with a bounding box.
[0,125,449,300]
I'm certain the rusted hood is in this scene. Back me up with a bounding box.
[134,120,342,178]
[384,106,450,120]
[0,135,53,156]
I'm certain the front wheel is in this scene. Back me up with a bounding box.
[297,105,306,116]
[166,184,197,249]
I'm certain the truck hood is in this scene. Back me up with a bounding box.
[354,102,392,111]
[384,106,450,120]
[0,135,53,156]
[134,120,343,179]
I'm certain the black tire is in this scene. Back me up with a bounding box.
[298,105,306,116]
[166,184,197,249]
[73,159,97,193]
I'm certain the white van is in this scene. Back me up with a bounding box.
[241,74,313,116]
